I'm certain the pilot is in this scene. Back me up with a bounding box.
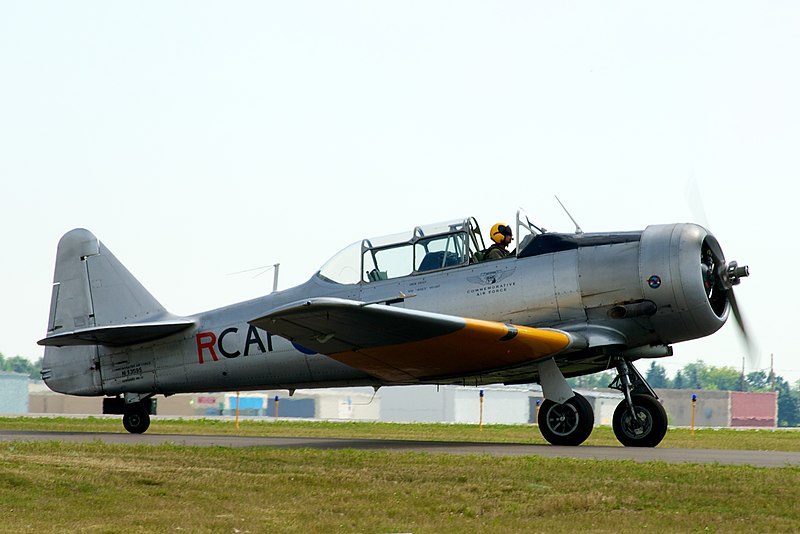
[484,223,513,260]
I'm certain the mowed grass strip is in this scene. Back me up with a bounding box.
[2,416,800,451]
[1,441,798,533]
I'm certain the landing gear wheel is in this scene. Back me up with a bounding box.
[122,409,151,434]
[612,394,667,447]
[538,392,594,446]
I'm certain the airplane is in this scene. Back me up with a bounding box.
[38,208,750,447]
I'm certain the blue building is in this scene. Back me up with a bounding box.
[0,372,29,414]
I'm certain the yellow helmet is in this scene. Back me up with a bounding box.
[490,222,513,244]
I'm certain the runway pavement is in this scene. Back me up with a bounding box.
[1,430,799,467]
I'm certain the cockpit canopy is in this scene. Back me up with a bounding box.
[317,211,543,285]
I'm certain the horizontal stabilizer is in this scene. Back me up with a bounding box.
[38,319,194,347]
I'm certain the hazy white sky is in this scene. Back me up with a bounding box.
[2,2,798,382]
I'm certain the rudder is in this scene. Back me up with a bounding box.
[40,229,192,395]
[45,228,170,336]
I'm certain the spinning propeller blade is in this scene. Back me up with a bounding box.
[726,284,757,368]
[716,259,754,366]
[687,176,756,369]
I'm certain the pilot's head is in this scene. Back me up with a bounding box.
[490,223,513,246]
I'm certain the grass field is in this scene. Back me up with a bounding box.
[2,418,799,533]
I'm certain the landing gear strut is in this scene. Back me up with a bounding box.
[610,359,667,447]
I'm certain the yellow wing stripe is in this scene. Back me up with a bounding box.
[327,318,571,382]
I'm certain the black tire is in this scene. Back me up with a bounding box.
[612,394,668,447]
[122,410,151,434]
[538,392,594,446]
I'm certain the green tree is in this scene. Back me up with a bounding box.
[673,370,685,389]
[681,361,709,389]
[31,357,43,380]
[645,361,671,389]
[3,356,34,375]
[745,370,770,391]
[775,377,800,427]
[0,352,41,379]
[706,365,743,391]
[567,371,614,389]
[677,361,741,391]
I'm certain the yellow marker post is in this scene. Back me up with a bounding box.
[479,390,484,432]
[535,399,541,425]
[691,394,697,435]
[235,391,240,429]
[274,395,279,419]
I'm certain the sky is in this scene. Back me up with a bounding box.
[1,2,798,383]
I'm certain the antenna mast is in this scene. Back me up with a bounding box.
[555,196,584,234]
[272,263,280,293]
[770,353,775,391]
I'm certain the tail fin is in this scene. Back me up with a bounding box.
[39,228,192,347]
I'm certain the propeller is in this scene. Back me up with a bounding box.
[704,239,756,368]
[718,260,755,367]
[688,176,757,369]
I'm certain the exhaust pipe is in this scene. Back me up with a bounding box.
[608,300,657,319]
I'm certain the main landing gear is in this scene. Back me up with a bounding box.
[609,359,667,447]
[538,392,594,446]
[537,359,668,447]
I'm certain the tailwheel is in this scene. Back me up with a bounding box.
[122,407,151,434]
[538,392,594,446]
[612,394,667,447]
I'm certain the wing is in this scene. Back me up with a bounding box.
[249,298,586,382]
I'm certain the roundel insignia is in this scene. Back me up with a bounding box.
[292,341,317,355]
[648,275,662,289]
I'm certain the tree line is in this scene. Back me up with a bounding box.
[0,353,42,380]
[568,360,800,427]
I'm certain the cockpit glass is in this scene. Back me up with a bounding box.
[316,217,480,285]
[369,244,414,280]
[414,233,468,271]
[317,240,362,284]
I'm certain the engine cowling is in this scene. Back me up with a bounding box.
[639,223,734,344]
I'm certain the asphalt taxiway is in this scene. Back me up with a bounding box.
[1,430,798,467]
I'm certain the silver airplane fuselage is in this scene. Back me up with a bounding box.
[39,213,749,445]
[41,221,733,398]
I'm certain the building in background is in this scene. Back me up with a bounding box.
[0,372,29,414]
[23,383,778,428]
[656,389,778,428]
